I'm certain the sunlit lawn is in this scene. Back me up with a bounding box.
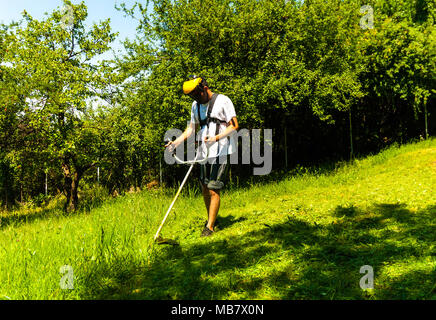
[0,138,435,300]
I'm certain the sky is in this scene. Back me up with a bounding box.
[0,0,144,59]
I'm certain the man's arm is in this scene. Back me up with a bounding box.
[165,121,198,151]
[205,117,239,143]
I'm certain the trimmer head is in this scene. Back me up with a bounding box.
[155,235,179,246]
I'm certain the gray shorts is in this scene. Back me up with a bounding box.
[199,155,230,190]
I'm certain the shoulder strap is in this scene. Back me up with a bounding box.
[206,93,219,121]
[197,93,226,155]
[196,102,203,126]
[197,93,220,128]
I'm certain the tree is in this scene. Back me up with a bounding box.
[116,0,367,169]
[355,0,435,148]
[2,0,117,211]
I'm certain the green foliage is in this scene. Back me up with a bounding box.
[1,1,117,211]
[120,0,365,125]
[114,0,434,179]
[358,17,435,116]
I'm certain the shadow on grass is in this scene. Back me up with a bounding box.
[216,215,247,231]
[0,203,91,230]
[0,189,115,230]
[0,205,66,229]
[78,202,436,300]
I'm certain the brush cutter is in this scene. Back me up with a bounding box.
[154,136,214,245]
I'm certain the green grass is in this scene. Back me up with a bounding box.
[0,138,435,300]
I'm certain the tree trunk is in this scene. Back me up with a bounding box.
[284,127,288,169]
[4,186,8,210]
[62,155,95,212]
[1,161,10,209]
[70,171,81,212]
[20,166,24,204]
[62,160,73,212]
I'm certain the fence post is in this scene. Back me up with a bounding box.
[284,127,288,169]
[159,157,162,186]
[424,102,429,140]
[45,169,48,196]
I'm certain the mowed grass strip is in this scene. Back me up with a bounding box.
[0,139,435,299]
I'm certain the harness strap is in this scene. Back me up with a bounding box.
[197,93,227,158]
[196,93,226,133]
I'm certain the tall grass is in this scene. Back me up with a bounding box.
[0,138,435,299]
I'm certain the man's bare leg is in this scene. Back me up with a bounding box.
[202,184,220,231]
[202,183,211,213]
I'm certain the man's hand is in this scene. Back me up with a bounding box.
[204,135,218,147]
[165,122,196,153]
[165,140,176,153]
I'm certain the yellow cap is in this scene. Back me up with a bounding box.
[183,77,202,94]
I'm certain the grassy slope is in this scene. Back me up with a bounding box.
[0,139,435,300]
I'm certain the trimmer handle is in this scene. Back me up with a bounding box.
[164,138,175,154]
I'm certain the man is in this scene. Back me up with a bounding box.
[165,75,239,237]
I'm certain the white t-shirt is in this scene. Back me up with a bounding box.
[190,94,237,159]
